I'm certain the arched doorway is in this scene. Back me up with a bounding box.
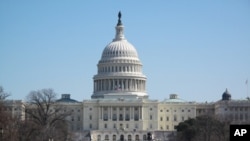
[120,134,124,141]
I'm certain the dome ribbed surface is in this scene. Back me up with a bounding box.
[101,40,138,60]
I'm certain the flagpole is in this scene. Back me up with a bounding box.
[246,79,249,100]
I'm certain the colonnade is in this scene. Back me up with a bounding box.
[94,79,146,92]
[99,106,143,121]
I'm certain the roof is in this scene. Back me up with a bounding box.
[56,94,79,103]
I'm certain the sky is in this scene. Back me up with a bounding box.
[0,0,249,102]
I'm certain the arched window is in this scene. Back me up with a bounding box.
[113,135,116,141]
[97,135,101,141]
[105,135,109,141]
[128,135,132,141]
[143,134,147,141]
[135,135,139,141]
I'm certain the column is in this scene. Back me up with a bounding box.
[97,80,99,91]
[110,106,112,120]
[109,79,111,91]
[101,106,103,120]
[94,80,96,92]
[123,107,125,121]
[139,106,141,119]
[100,80,102,91]
[132,107,134,120]
[120,79,124,90]
[99,107,101,119]
[129,107,131,121]
[125,79,128,91]
[116,108,118,121]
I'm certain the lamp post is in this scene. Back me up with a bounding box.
[0,128,3,140]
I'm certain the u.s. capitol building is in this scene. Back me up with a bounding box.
[4,12,250,141]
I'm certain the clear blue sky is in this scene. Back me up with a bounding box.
[0,0,249,102]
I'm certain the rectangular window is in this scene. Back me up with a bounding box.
[104,124,107,128]
[174,115,177,121]
[166,116,169,121]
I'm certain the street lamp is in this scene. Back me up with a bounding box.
[0,128,3,140]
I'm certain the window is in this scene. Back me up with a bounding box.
[174,115,177,121]
[126,124,129,128]
[113,114,117,121]
[113,135,116,141]
[98,135,101,141]
[150,115,153,120]
[143,135,147,140]
[89,115,92,120]
[160,117,163,121]
[135,135,139,141]
[166,125,169,129]
[104,114,108,121]
[134,114,139,121]
[105,135,109,141]
[182,109,184,112]
[104,124,107,128]
[89,124,92,129]
[119,114,123,121]
[126,114,130,121]
[113,124,116,129]
[128,135,132,141]
[182,116,185,121]
[166,116,169,121]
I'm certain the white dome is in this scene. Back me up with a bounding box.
[91,12,147,99]
[101,40,139,60]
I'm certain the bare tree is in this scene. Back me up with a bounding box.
[0,86,10,100]
[25,88,72,141]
